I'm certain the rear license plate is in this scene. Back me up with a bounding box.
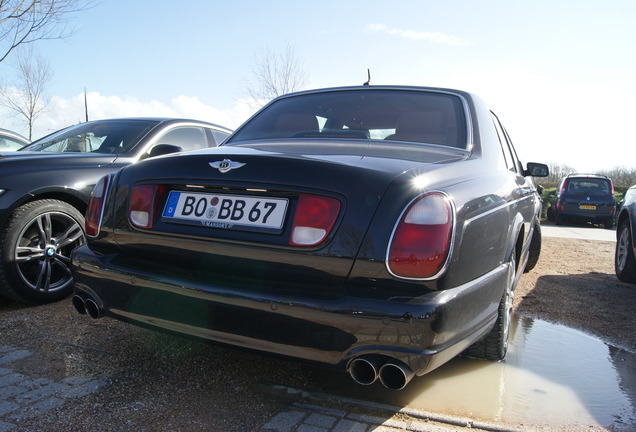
[162,191,288,232]
[579,204,597,210]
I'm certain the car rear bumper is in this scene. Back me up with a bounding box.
[70,244,507,377]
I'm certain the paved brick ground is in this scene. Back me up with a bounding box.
[257,386,524,432]
[0,344,522,432]
[0,345,108,431]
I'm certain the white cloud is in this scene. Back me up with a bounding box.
[367,24,472,46]
[0,92,257,140]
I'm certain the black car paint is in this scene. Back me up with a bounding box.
[70,87,547,388]
[0,118,231,303]
[615,184,636,283]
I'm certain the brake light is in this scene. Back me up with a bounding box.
[85,175,110,237]
[290,194,340,246]
[129,184,165,229]
[387,192,454,279]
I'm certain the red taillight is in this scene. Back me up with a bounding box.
[129,184,165,229]
[85,175,110,237]
[387,192,454,279]
[290,194,340,246]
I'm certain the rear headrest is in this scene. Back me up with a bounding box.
[274,113,319,135]
[396,111,445,135]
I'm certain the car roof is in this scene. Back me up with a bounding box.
[564,173,611,180]
[0,128,29,143]
[77,117,232,132]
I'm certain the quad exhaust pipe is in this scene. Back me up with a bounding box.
[347,355,415,390]
[72,294,103,319]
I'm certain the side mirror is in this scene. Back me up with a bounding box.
[148,144,183,158]
[524,162,549,177]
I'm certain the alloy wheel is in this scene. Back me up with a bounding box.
[14,211,85,293]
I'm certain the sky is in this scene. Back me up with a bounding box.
[1,0,634,172]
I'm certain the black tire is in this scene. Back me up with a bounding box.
[524,222,541,273]
[546,206,555,222]
[0,199,86,304]
[464,247,516,360]
[555,212,564,226]
[615,220,636,284]
[604,218,614,230]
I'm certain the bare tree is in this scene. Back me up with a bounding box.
[247,44,307,108]
[0,0,92,64]
[0,47,52,139]
[545,161,577,184]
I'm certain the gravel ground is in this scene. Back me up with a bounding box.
[0,235,634,431]
[515,236,636,353]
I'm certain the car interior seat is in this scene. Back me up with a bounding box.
[274,113,319,137]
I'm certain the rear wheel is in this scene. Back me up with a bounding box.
[604,218,614,229]
[0,200,86,304]
[465,247,516,360]
[615,220,636,283]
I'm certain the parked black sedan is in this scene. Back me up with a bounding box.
[71,86,548,390]
[615,184,636,283]
[0,118,231,304]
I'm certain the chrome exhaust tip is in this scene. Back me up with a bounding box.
[347,355,384,386]
[84,298,102,319]
[71,295,86,315]
[378,360,415,391]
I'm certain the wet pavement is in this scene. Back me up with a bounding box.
[298,317,636,431]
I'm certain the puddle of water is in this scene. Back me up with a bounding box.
[311,317,636,430]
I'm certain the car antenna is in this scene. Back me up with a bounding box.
[363,69,371,86]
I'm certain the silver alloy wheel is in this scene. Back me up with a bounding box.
[616,225,630,272]
[14,211,85,293]
[502,256,516,353]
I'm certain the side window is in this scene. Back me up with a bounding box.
[0,136,26,150]
[212,130,230,145]
[491,112,517,173]
[155,127,208,152]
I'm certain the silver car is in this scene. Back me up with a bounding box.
[0,128,29,151]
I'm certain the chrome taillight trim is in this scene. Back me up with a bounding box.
[385,190,456,281]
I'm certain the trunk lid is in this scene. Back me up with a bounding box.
[110,141,468,298]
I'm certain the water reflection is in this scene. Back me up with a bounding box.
[312,317,636,430]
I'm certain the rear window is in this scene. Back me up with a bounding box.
[566,178,611,196]
[225,89,468,148]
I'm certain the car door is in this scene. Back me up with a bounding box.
[491,113,538,251]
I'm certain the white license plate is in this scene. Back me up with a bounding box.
[162,191,288,231]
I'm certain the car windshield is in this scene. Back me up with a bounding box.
[225,89,468,148]
[567,178,611,195]
[20,120,159,154]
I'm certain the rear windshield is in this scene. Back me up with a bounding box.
[225,89,468,148]
[566,178,612,195]
[21,120,159,154]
